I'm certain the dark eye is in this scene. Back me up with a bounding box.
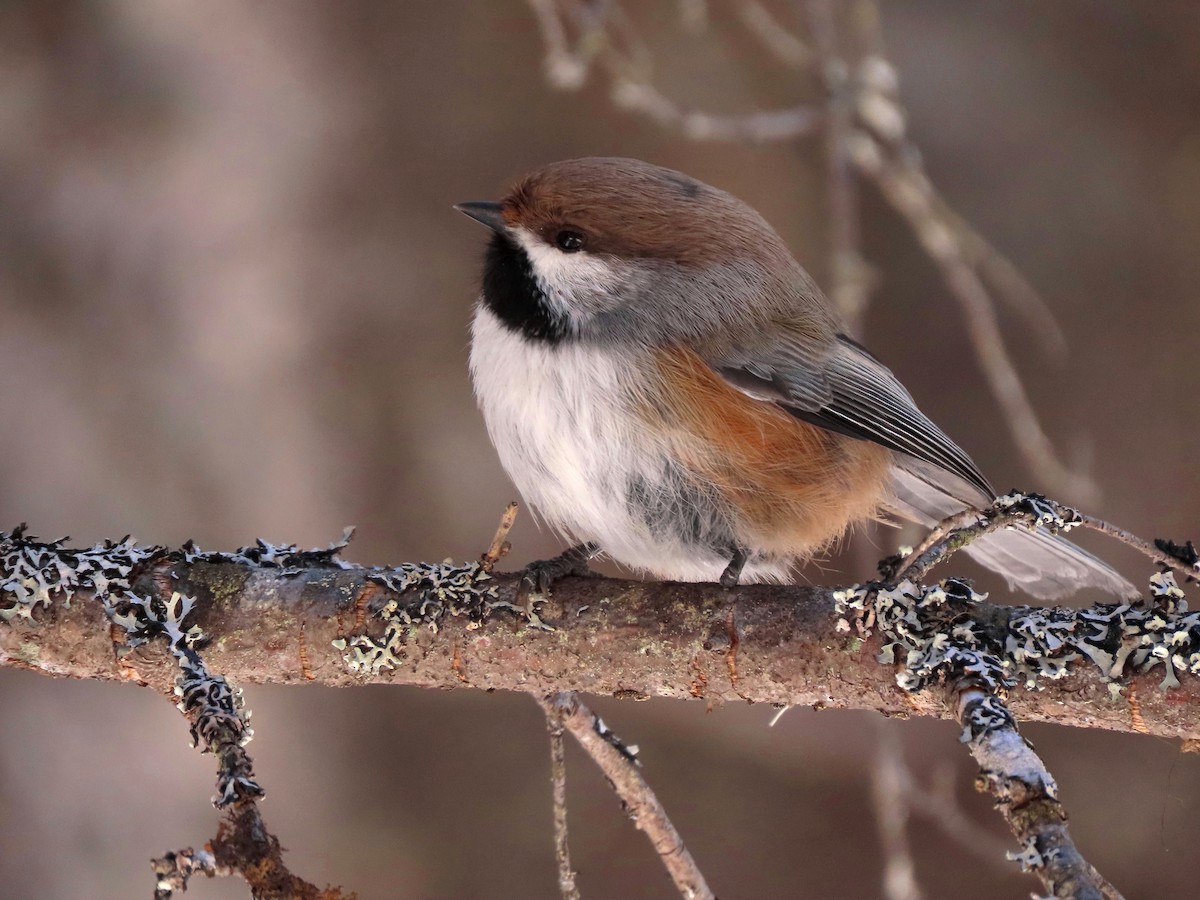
[555,230,586,253]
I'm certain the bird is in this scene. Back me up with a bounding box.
[456,157,1133,599]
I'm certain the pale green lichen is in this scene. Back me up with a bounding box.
[834,569,1200,703]
[336,561,503,675]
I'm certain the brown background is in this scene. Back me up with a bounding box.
[1,2,1198,898]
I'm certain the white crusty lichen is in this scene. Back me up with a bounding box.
[1,526,265,809]
[834,568,1200,699]
[181,526,356,577]
[836,578,1008,697]
[333,560,504,675]
[593,713,641,766]
[104,586,263,808]
[993,491,1082,533]
[106,591,204,653]
[1006,839,1045,873]
[174,652,262,808]
[1,525,162,622]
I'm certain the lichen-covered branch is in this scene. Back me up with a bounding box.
[0,526,353,898]
[3,526,1198,741]
[836,559,1136,897]
[956,689,1124,900]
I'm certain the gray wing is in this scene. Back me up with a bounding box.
[891,460,1138,599]
[713,332,994,499]
[709,332,1138,599]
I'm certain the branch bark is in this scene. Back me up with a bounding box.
[956,688,1125,900]
[3,547,1197,741]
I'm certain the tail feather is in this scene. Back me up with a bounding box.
[888,461,1138,601]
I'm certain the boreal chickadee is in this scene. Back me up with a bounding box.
[457,157,1133,599]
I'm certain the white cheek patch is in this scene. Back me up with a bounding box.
[512,227,622,317]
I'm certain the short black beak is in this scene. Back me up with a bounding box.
[454,200,507,233]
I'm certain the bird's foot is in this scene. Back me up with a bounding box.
[719,547,749,588]
[519,543,600,628]
[521,542,599,595]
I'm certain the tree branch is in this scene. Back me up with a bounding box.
[543,702,582,900]
[2,529,1197,741]
[538,691,714,900]
[956,688,1125,900]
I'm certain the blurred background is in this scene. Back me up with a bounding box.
[1,2,1199,898]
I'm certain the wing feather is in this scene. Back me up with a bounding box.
[712,332,992,497]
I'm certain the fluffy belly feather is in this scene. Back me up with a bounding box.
[469,305,890,582]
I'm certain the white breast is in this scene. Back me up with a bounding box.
[471,305,734,581]
[470,305,796,583]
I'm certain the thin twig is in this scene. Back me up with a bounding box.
[891,508,983,582]
[933,200,1069,357]
[526,0,589,88]
[528,0,821,142]
[536,692,716,900]
[736,0,812,68]
[851,143,1101,505]
[905,763,1018,873]
[871,725,925,900]
[892,495,1198,587]
[545,706,582,900]
[843,1,1098,504]
[1079,513,1199,583]
[895,502,1047,586]
[481,501,519,573]
[807,0,871,334]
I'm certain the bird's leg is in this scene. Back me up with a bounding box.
[719,547,750,588]
[521,542,600,597]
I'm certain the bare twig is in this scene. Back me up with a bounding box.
[842,1,1098,504]
[892,498,1058,585]
[526,0,590,89]
[538,692,715,900]
[871,726,925,900]
[807,0,872,334]
[891,508,984,581]
[957,687,1125,900]
[481,501,519,572]
[736,1,812,68]
[892,495,1199,587]
[545,706,581,900]
[851,142,1101,505]
[933,200,1068,356]
[1079,513,1200,583]
[527,0,821,142]
[902,762,1018,872]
